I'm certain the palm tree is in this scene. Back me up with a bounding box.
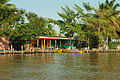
[75,0,120,49]
[98,0,120,49]
[45,24,56,35]
[50,6,79,37]
[99,0,120,10]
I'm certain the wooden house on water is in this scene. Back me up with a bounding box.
[26,35,87,50]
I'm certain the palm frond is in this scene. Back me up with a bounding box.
[109,0,116,8]
[113,3,120,10]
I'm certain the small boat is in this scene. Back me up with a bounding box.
[62,50,82,53]
[58,50,62,53]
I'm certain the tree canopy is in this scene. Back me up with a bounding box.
[49,0,120,49]
[0,0,120,50]
[0,0,56,50]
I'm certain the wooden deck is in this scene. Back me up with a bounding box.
[0,50,59,54]
[84,49,120,53]
[1,49,120,55]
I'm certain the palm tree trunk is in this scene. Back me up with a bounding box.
[98,22,101,49]
[103,36,108,49]
[98,20,101,49]
[87,39,90,50]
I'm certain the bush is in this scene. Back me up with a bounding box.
[109,42,120,49]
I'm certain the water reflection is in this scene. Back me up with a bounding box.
[0,53,120,80]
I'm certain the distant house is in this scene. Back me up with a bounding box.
[0,37,9,50]
[25,35,87,50]
[0,35,88,50]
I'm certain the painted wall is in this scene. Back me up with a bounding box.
[57,40,60,47]
[29,39,78,49]
[41,40,71,48]
[51,40,71,48]
[51,40,55,47]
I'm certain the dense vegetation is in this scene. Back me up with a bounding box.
[49,0,120,49]
[0,0,56,50]
[0,0,120,50]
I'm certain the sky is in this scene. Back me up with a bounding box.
[8,0,120,33]
[8,0,106,19]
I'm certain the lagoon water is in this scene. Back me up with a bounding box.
[0,53,120,80]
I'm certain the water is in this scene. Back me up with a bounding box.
[0,53,120,80]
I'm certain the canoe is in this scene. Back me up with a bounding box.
[62,50,82,53]
[58,50,62,53]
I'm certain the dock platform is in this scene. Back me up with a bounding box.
[1,49,120,55]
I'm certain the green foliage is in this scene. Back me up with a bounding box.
[9,12,56,41]
[0,0,16,9]
[0,0,10,5]
[0,7,20,37]
[79,0,120,49]
[109,42,120,49]
[0,6,56,40]
[1,0,120,50]
[0,1,56,50]
[49,6,80,37]
[50,0,120,49]
[83,2,94,11]
[98,1,119,48]
[25,12,56,37]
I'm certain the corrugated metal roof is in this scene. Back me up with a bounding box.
[36,36,74,40]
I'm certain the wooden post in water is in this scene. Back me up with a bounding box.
[11,45,12,51]
[21,45,24,54]
[13,48,14,54]
[8,48,10,54]
[3,49,5,54]
[11,45,13,54]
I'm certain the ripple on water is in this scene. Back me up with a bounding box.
[0,53,120,80]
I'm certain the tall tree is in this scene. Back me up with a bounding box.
[0,0,17,38]
[25,12,56,37]
[50,6,80,37]
[82,0,120,49]
[50,0,120,49]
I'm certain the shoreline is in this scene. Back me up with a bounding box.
[0,50,59,54]
[0,49,120,54]
[84,49,120,53]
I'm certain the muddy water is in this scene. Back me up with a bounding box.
[0,53,120,80]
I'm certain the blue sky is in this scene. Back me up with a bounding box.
[8,0,120,33]
[9,0,118,19]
